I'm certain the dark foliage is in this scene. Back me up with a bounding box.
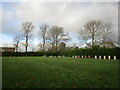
[2,47,120,59]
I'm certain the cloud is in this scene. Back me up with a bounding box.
[2,2,118,33]
[14,2,118,36]
[2,7,22,34]
[2,0,120,2]
[1,2,118,47]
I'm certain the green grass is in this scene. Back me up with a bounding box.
[2,57,118,88]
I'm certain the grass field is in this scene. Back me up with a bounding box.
[2,57,118,88]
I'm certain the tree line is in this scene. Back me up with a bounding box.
[14,19,117,52]
[14,22,70,52]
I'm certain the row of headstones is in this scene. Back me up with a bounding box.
[73,55,117,60]
[47,55,117,60]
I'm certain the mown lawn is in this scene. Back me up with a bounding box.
[2,57,118,88]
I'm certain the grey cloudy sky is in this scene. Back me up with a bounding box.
[0,0,119,48]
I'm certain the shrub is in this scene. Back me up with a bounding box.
[2,47,120,59]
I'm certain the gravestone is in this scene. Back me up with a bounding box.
[88,56,91,58]
[95,55,97,59]
[104,56,106,59]
[99,56,101,59]
[114,56,116,60]
[108,56,111,60]
[81,55,83,58]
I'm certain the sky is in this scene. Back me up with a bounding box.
[0,0,119,51]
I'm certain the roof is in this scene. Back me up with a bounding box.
[0,47,15,49]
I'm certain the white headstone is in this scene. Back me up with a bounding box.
[108,56,111,60]
[82,55,83,58]
[75,56,77,58]
[95,55,97,59]
[50,56,52,57]
[104,56,106,59]
[114,56,116,60]
[58,55,60,58]
[62,55,65,57]
[88,56,91,58]
[99,56,101,59]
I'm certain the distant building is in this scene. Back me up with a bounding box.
[0,47,15,52]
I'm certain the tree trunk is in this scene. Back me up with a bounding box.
[25,35,28,52]
[25,45,27,52]
[16,44,18,52]
[55,36,58,52]
[43,39,45,52]
[56,42,58,52]
[92,33,94,47]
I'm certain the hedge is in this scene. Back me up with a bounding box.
[61,47,120,59]
[1,47,120,59]
[1,51,60,57]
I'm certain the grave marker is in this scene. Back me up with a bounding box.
[95,55,97,59]
[114,56,116,60]
[99,56,101,59]
[108,56,111,60]
[104,56,106,59]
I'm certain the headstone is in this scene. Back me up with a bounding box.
[104,56,106,59]
[84,56,87,58]
[77,56,80,58]
[75,56,77,58]
[72,56,74,58]
[62,55,65,58]
[58,55,60,58]
[50,56,52,57]
[114,56,116,60]
[95,55,97,59]
[88,56,91,58]
[99,56,101,59]
[108,56,111,60]
[81,55,83,58]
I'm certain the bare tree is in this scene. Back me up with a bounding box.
[14,36,21,52]
[37,43,43,51]
[22,21,34,52]
[39,23,49,51]
[14,34,22,52]
[100,22,114,47]
[49,25,64,52]
[79,20,113,48]
[58,42,66,51]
